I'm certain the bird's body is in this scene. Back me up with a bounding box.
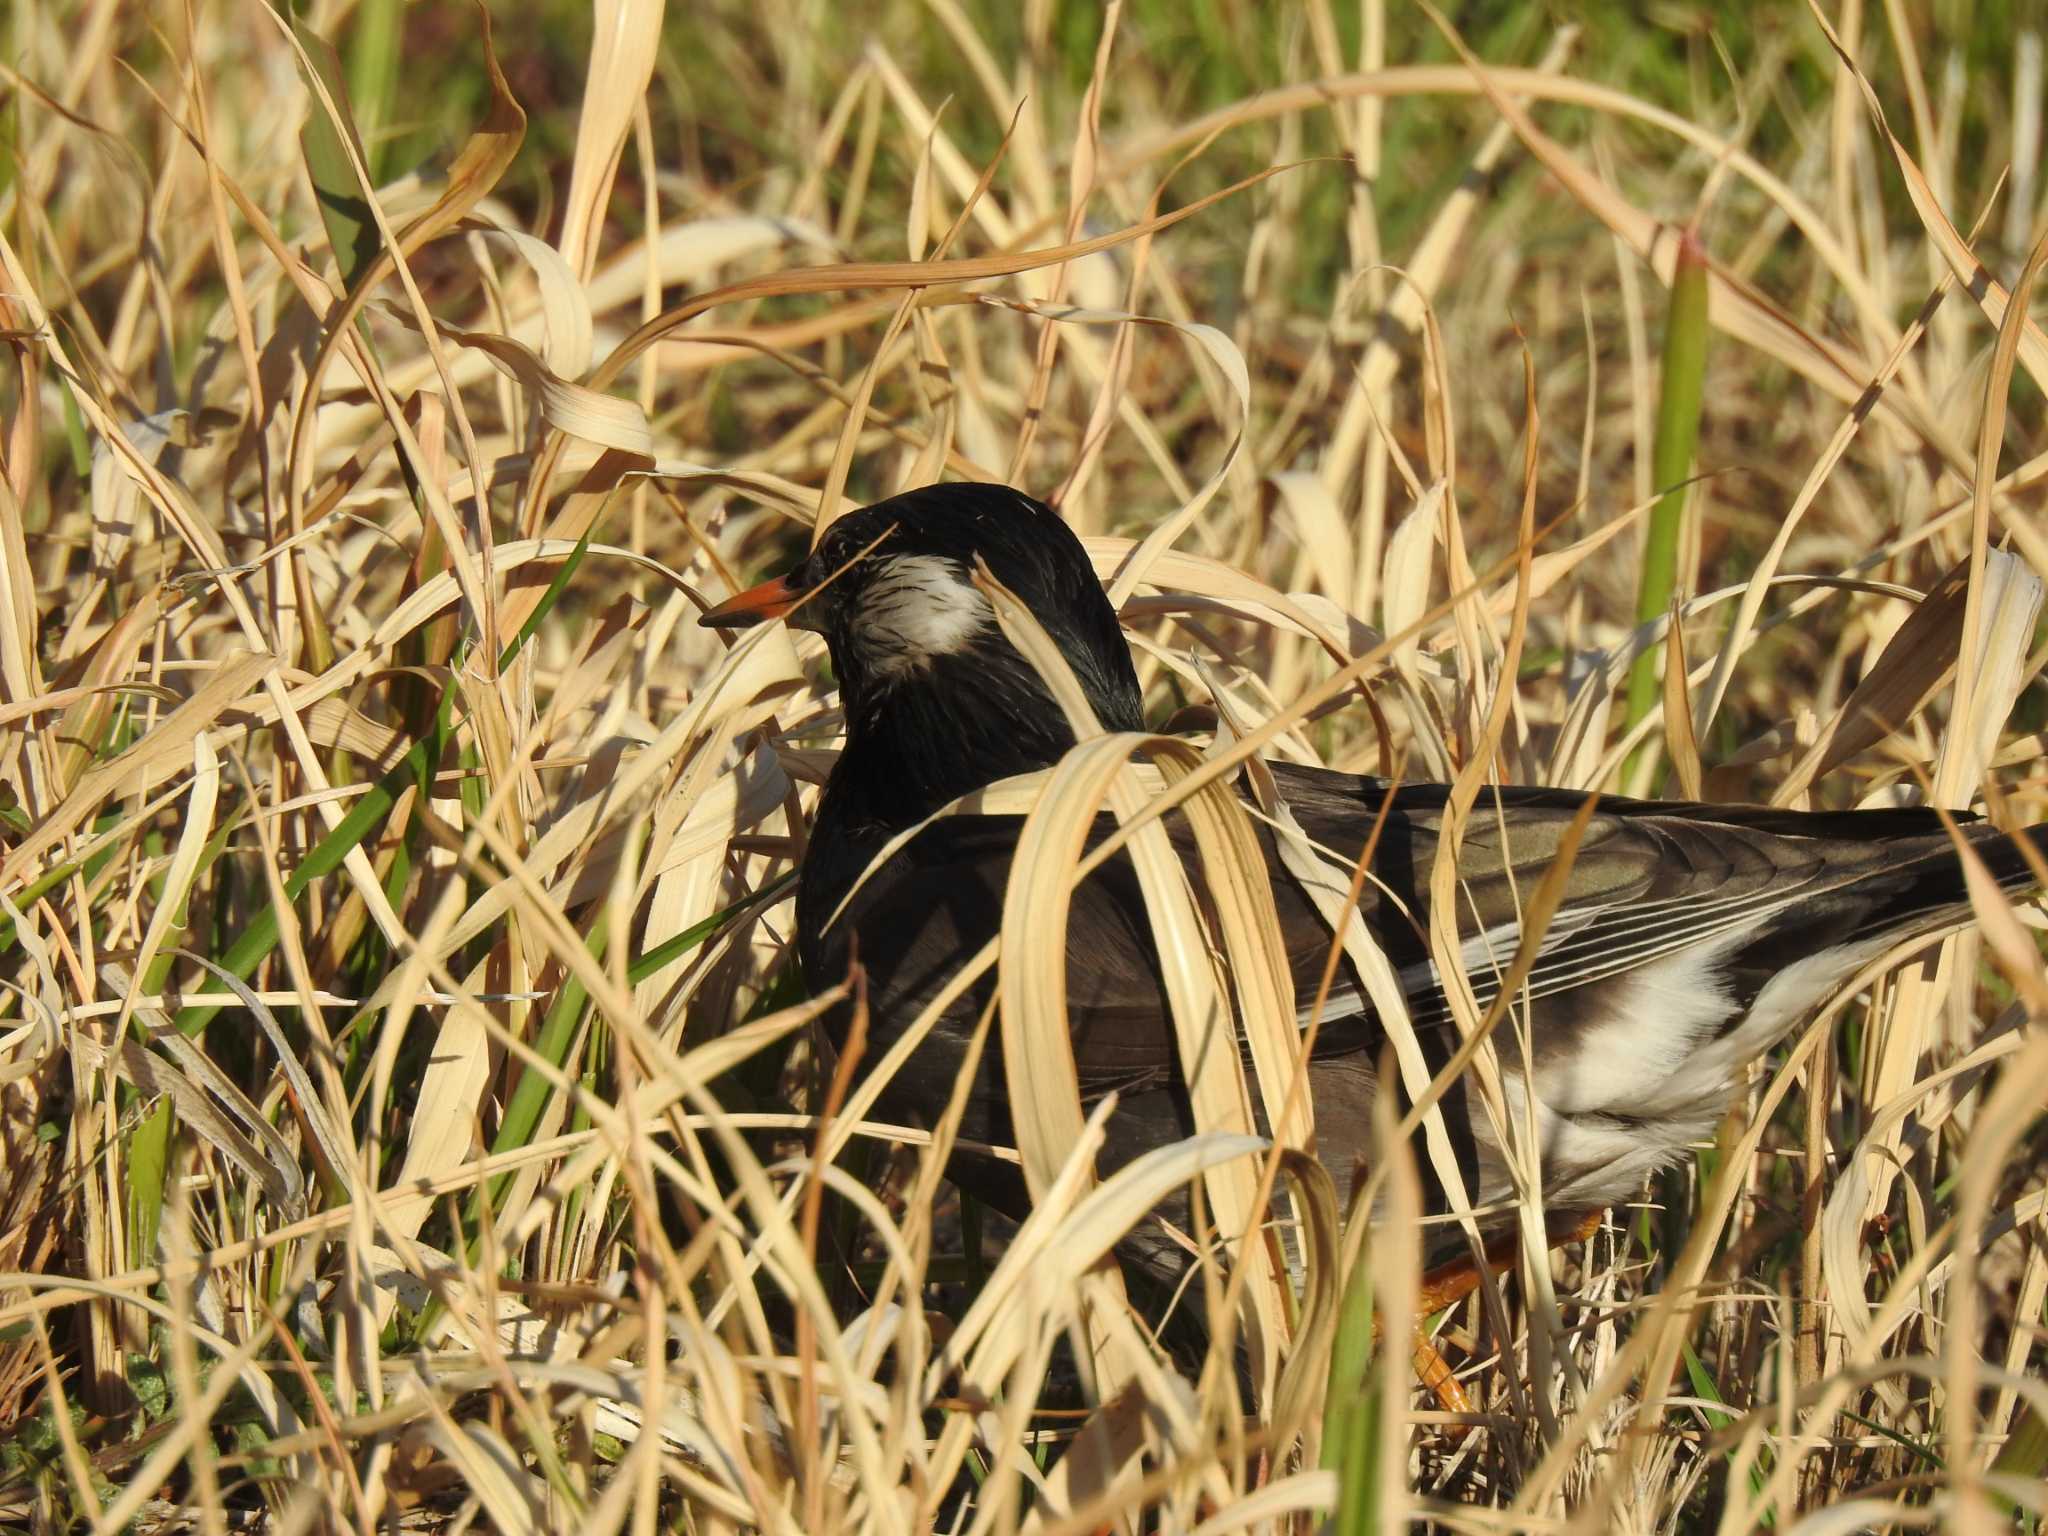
[802,758,2027,1238]
[704,483,2037,1270]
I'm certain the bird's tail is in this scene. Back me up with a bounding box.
[1849,819,2045,949]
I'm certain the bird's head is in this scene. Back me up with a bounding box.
[700,484,1145,747]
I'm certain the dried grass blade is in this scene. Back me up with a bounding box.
[1659,593,1703,800]
[422,1420,544,1536]
[1774,560,1969,805]
[372,302,655,455]
[65,999,296,1214]
[556,0,662,279]
[1809,1,2048,395]
[1421,7,1962,458]
[985,647,1261,1391]
[0,649,273,891]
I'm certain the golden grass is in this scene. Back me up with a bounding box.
[0,0,2043,1531]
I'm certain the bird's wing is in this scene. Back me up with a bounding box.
[812,766,1986,1101]
[1261,763,1968,1031]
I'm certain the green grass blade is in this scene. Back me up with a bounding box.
[169,686,456,1038]
[169,527,594,1039]
[628,871,795,983]
[1623,227,1710,789]
[344,0,403,186]
[1990,1397,2048,1523]
[1323,1250,1382,1536]
[1682,1339,1774,1522]
[291,18,379,289]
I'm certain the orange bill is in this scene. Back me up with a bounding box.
[700,572,805,629]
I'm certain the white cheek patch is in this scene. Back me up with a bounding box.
[851,554,993,677]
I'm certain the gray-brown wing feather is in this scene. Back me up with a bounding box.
[1263,764,1997,1032]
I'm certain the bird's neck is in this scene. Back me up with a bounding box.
[824,654,1085,834]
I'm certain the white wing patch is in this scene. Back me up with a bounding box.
[1531,925,1755,1116]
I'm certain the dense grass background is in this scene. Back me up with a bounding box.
[0,0,2044,1531]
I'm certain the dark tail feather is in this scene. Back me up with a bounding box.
[1849,822,2046,947]
[1974,822,2048,892]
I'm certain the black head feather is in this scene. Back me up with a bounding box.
[772,484,1145,832]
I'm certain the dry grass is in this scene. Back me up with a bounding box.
[0,0,2044,1531]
